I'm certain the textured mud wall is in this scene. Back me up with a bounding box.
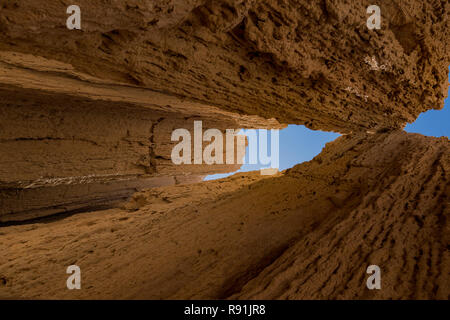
[0,0,448,300]
[0,1,448,221]
[234,132,449,300]
[0,52,280,222]
[0,131,448,299]
[0,0,448,132]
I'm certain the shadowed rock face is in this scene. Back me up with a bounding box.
[0,53,280,222]
[0,132,448,299]
[0,0,448,131]
[0,1,448,299]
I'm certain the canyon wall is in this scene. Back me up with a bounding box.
[1,131,448,299]
[0,0,448,299]
[0,52,280,222]
[0,0,448,221]
[0,0,448,132]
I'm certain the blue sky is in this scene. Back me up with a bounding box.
[404,101,450,137]
[205,67,449,181]
[405,66,449,137]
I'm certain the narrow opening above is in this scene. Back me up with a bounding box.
[204,125,340,181]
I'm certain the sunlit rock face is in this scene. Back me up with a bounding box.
[0,0,448,299]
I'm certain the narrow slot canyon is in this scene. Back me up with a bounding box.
[204,125,340,181]
[0,0,448,301]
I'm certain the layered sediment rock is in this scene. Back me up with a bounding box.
[0,0,448,300]
[0,131,448,299]
[0,52,280,222]
[0,0,448,220]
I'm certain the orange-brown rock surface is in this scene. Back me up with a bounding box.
[0,131,448,299]
[0,0,448,132]
[0,52,280,222]
[0,0,449,300]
